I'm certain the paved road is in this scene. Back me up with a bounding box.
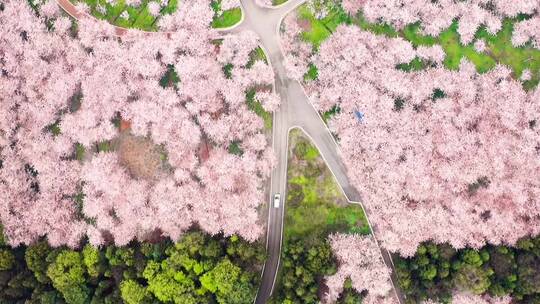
[54,0,405,302]
[232,1,406,303]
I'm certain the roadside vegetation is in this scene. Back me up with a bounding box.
[396,236,540,303]
[71,0,242,30]
[210,1,242,29]
[270,128,369,304]
[283,130,369,239]
[0,227,265,303]
[246,89,273,131]
[272,0,288,5]
[296,1,540,90]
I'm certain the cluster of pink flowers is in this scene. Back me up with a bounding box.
[308,24,540,256]
[422,293,512,304]
[0,0,278,247]
[220,0,241,11]
[340,0,540,45]
[281,12,313,80]
[324,233,394,304]
[255,0,274,7]
[451,293,512,304]
[512,16,540,48]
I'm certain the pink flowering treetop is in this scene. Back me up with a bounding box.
[324,233,394,303]
[308,24,540,256]
[339,0,539,45]
[0,0,277,247]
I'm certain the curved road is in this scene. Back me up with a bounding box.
[54,0,405,302]
[230,1,405,303]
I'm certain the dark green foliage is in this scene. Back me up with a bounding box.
[0,249,15,271]
[46,251,90,303]
[431,88,446,101]
[453,264,492,294]
[0,230,264,304]
[467,176,491,196]
[273,237,337,304]
[395,57,427,72]
[70,91,83,113]
[228,141,244,156]
[322,104,341,123]
[396,235,540,303]
[304,63,319,81]
[159,64,180,88]
[336,278,363,304]
[394,98,406,111]
[25,241,55,284]
[223,63,234,79]
[120,279,151,304]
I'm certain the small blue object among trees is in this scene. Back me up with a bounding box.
[354,110,364,122]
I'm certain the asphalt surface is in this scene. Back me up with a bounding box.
[54,0,405,302]
[232,1,406,303]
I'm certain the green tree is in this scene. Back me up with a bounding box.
[201,258,254,304]
[487,246,517,296]
[0,249,15,271]
[46,250,89,304]
[461,249,485,267]
[105,247,134,267]
[226,235,266,264]
[337,279,363,304]
[82,245,104,278]
[142,260,199,304]
[453,264,492,295]
[276,238,336,303]
[515,252,540,298]
[25,241,54,284]
[120,279,152,304]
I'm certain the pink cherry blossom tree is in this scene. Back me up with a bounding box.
[333,0,540,44]
[0,0,277,248]
[512,16,540,48]
[303,24,540,256]
[324,233,394,303]
[451,292,512,304]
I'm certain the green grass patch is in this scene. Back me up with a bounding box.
[400,23,436,46]
[297,3,540,88]
[75,143,86,161]
[476,20,540,89]
[73,0,241,31]
[353,12,398,37]
[211,7,242,29]
[246,89,273,131]
[322,104,341,123]
[246,47,268,68]
[222,63,234,79]
[396,57,428,72]
[298,4,351,49]
[284,129,370,243]
[47,120,62,136]
[96,141,112,152]
[304,62,319,81]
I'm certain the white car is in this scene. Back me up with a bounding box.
[273,194,281,208]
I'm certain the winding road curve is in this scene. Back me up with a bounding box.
[54,0,405,303]
[231,2,405,303]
